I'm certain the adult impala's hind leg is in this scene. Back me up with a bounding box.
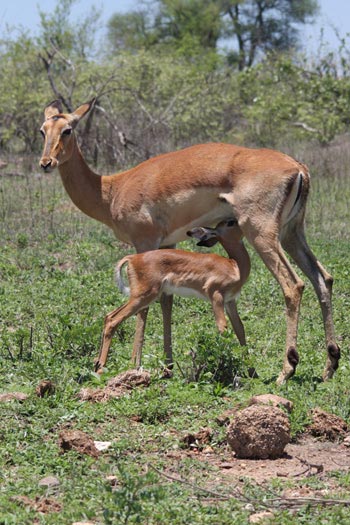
[160,293,174,367]
[95,295,157,373]
[247,232,304,384]
[282,226,340,380]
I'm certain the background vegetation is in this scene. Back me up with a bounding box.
[0,0,350,523]
[1,0,350,168]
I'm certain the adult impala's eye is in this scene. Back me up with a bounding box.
[62,128,72,136]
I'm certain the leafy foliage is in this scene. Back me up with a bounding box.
[1,0,350,167]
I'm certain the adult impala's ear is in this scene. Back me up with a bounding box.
[68,98,96,128]
[44,100,63,120]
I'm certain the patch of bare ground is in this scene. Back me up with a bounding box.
[148,407,350,509]
[193,435,350,484]
[146,435,350,514]
[172,407,349,486]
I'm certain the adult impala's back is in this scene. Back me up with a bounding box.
[39,99,340,384]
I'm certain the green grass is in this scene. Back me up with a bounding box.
[0,165,349,524]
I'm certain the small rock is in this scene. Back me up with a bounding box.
[107,369,151,389]
[106,475,119,487]
[161,367,173,379]
[78,369,151,402]
[38,476,60,488]
[249,511,275,523]
[219,462,235,469]
[94,441,112,451]
[181,427,212,450]
[343,435,350,447]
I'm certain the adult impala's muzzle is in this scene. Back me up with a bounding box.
[39,156,57,172]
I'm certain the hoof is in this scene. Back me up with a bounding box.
[323,343,341,381]
[276,347,299,385]
[94,360,104,374]
[322,367,335,381]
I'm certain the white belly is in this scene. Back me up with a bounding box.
[161,204,233,246]
[162,283,208,301]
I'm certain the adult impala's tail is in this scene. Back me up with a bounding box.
[280,169,310,228]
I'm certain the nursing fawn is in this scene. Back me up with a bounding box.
[95,219,250,372]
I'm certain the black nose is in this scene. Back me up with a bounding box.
[40,159,51,170]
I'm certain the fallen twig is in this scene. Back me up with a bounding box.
[148,463,350,511]
[292,456,324,477]
[147,464,243,501]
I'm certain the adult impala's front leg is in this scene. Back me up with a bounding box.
[248,232,304,384]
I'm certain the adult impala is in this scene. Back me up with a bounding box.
[39,98,340,384]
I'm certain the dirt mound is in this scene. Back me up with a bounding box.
[58,430,100,458]
[0,392,28,402]
[227,405,290,459]
[181,427,213,450]
[249,394,293,413]
[11,495,62,513]
[308,408,347,441]
[108,369,151,388]
[36,380,56,398]
[78,369,151,402]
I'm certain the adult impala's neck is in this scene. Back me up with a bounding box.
[221,238,251,284]
[58,139,112,227]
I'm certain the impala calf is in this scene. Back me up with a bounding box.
[95,219,250,372]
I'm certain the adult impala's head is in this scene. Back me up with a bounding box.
[39,99,95,173]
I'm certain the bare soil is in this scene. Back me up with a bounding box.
[195,435,350,484]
